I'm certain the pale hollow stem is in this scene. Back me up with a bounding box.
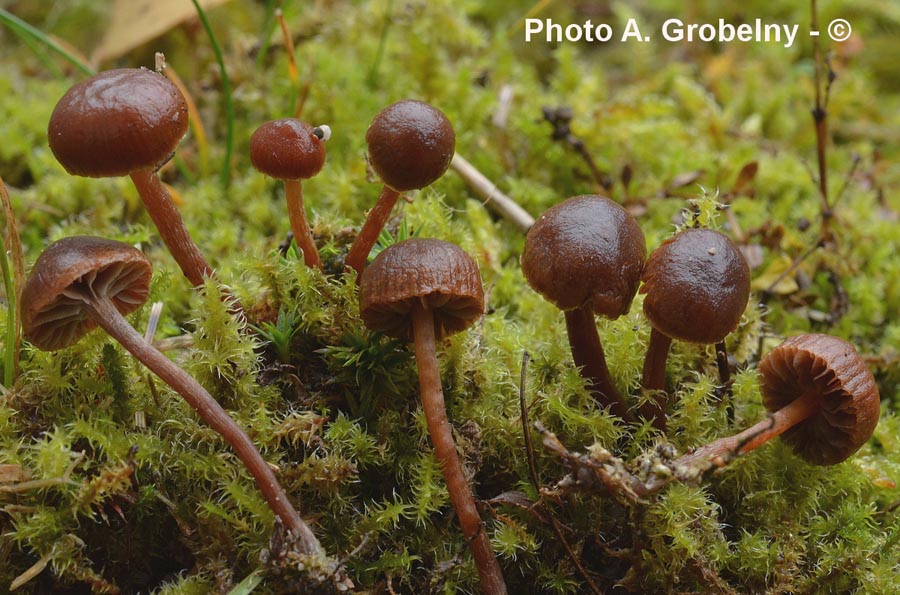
[130,169,214,287]
[345,185,401,275]
[83,293,322,556]
[564,305,632,422]
[640,328,673,429]
[283,179,321,269]
[411,303,508,595]
[678,390,820,468]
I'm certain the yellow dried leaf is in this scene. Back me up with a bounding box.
[751,255,800,295]
[92,0,231,64]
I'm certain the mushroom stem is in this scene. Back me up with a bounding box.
[80,291,322,556]
[130,169,214,287]
[284,179,322,269]
[564,305,632,421]
[640,327,672,429]
[345,186,401,275]
[678,389,820,468]
[411,302,507,595]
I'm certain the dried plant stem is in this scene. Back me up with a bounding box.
[450,154,535,233]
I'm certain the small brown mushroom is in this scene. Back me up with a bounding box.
[48,68,213,287]
[345,100,455,274]
[521,195,645,420]
[359,238,507,595]
[21,237,323,557]
[680,333,880,467]
[639,228,750,429]
[250,119,329,269]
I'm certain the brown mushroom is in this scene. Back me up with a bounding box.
[680,333,880,467]
[21,237,323,557]
[359,238,507,595]
[639,228,750,429]
[521,195,645,421]
[250,119,329,269]
[345,100,455,274]
[48,68,213,287]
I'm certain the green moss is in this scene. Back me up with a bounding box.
[1,0,899,593]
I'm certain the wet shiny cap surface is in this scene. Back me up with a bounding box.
[521,195,646,318]
[250,119,326,180]
[359,238,483,341]
[641,228,750,344]
[21,236,152,351]
[365,100,455,191]
[759,333,880,466]
[48,68,188,177]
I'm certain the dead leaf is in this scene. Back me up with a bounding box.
[92,0,232,65]
[751,255,800,295]
[732,161,759,196]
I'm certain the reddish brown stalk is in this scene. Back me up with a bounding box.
[811,0,833,240]
[284,179,322,269]
[412,303,507,595]
[678,390,820,468]
[346,186,401,274]
[565,305,632,421]
[130,169,214,287]
[84,292,321,555]
[640,328,672,429]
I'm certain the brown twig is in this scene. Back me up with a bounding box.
[518,352,605,595]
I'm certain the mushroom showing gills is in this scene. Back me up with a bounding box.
[521,195,645,421]
[21,237,323,558]
[48,68,212,287]
[250,119,330,269]
[359,238,507,595]
[345,100,455,274]
[639,228,750,429]
[680,333,880,467]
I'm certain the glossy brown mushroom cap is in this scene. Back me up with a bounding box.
[365,100,455,192]
[359,238,483,341]
[48,68,188,177]
[21,237,152,351]
[641,228,750,344]
[249,119,326,180]
[521,195,646,318]
[759,333,880,465]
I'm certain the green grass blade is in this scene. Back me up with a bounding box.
[191,0,234,192]
[0,8,94,76]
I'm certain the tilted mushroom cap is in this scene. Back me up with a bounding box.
[48,68,188,177]
[641,228,750,344]
[759,333,880,466]
[365,100,455,192]
[249,119,326,180]
[359,238,483,341]
[521,195,646,318]
[21,236,152,351]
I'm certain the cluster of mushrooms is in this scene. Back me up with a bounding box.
[20,65,880,594]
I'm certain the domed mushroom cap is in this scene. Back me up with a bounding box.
[365,100,455,192]
[249,119,326,180]
[641,228,750,344]
[521,195,646,318]
[759,333,880,466]
[359,238,483,341]
[21,236,152,351]
[48,68,188,178]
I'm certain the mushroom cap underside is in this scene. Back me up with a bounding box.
[22,236,152,351]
